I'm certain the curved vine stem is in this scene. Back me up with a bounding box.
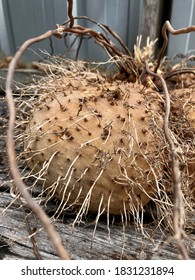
[145,62,189,260]
[67,0,74,28]
[6,28,70,260]
[155,20,195,73]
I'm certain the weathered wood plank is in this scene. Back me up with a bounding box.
[0,190,195,260]
[139,0,163,51]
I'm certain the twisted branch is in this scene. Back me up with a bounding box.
[63,16,132,56]
[67,0,74,28]
[61,16,137,79]
[6,28,70,260]
[145,62,189,260]
[155,20,195,73]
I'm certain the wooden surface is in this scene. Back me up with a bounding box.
[1,186,195,260]
[140,0,163,41]
[0,75,195,260]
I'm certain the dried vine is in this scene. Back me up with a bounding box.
[145,62,189,260]
[6,29,70,260]
[67,0,74,28]
[153,21,195,259]
[155,20,195,73]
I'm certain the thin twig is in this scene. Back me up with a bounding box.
[165,69,195,80]
[62,15,131,56]
[6,29,70,260]
[18,196,42,259]
[155,20,195,73]
[49,37,54,56]
[75,35,84,60]
[145,62,189,260]
[61,15,137,79]
[67,0,74,28]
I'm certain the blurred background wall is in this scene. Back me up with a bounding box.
[0,0,194,63]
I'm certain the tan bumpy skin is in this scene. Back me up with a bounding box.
[24,72,164,216]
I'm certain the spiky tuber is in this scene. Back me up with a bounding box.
[23,63,194,218]
[23,67,164,216]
